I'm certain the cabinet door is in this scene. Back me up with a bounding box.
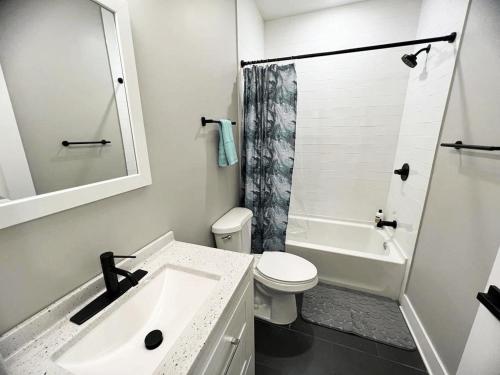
[226,281,254,375]
[204,283,252,375]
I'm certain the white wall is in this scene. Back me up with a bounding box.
[404,0,500,373]
[385,0,470,265]
[264,0,422,222]
[237,0,265,62]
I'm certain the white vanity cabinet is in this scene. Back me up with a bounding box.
[190,270,255,375]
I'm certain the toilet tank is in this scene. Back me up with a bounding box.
[212,208,253,254]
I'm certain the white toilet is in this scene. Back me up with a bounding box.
[212,207,318,325]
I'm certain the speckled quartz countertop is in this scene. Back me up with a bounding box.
[0,232,253,375]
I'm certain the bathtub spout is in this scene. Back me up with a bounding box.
[377,220,398,229]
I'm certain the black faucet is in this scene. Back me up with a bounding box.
[69,252,148,325]
[377,220,398,229]
[100,252,140,299]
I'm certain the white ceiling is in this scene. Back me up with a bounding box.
[255,0,368,20]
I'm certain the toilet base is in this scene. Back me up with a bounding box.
[254,281,298,325]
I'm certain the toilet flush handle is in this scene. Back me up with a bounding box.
[221,235,232,240]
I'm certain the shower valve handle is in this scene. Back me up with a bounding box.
[394,163,410,181]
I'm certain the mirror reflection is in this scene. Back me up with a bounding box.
[0,0,137,204]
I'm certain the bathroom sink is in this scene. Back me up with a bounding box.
[54,265,220,375]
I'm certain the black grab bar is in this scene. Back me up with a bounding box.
[440,141,500,151]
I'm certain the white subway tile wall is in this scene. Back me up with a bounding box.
[264,0,422,222]
[385,0,470,264]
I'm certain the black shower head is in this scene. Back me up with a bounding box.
[401,44,431,68]
[401,54,418,68]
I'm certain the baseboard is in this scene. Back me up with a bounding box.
[400,295,448,375]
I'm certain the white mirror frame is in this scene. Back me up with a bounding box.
[0,0,151,229]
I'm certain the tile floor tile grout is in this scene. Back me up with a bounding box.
[257,319,428,374]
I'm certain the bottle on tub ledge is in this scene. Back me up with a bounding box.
[375,209,398,229]
[375,209,384,226]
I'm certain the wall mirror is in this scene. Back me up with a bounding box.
[0,0,151,229]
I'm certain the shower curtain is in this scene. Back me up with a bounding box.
[242,63,297,253]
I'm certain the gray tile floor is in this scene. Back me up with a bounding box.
[255,294,428,375]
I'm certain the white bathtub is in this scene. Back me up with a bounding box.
[285,215,406,299]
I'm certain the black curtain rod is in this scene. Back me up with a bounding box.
[240,32,456,67]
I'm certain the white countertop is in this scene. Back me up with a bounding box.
[0,232,253,375]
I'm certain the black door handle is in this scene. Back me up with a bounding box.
[477,285,500,321]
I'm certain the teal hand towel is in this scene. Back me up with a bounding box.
[218,119,238,167]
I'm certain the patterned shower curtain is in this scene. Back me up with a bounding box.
[242,63,298,253]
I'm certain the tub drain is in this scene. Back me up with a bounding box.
[145,329,163,350]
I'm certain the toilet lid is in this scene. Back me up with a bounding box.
[256,252,317,283]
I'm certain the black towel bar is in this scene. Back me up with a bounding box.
[201,117,236,126]
[62,140,111,147]
[440,141,500,151]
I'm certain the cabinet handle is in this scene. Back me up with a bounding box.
[221,337,240,375]
[221,235,232,240]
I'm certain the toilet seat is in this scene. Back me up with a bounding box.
[257,251,317,282]
[253,252,318,293]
